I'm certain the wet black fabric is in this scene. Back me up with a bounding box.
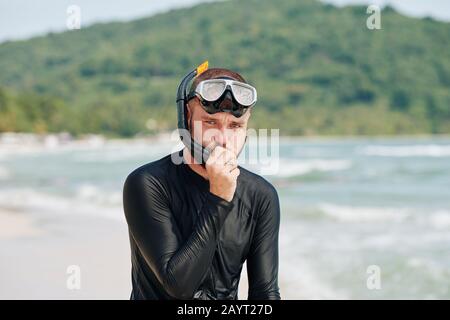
[122,150,281,300]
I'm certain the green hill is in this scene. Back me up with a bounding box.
[1,0,450,136]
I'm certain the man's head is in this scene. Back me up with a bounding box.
[186,68,253,158]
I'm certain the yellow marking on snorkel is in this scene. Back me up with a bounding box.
[196,61,209,76]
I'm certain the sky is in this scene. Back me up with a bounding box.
[0,0,449,43]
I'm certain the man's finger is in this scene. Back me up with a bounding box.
[206,140,219,153]
[225,158,238,167]
[230,167,240,177]
[207,144,225,163]
[220,150,235,165]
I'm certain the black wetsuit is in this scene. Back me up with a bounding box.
[122,150,281,300]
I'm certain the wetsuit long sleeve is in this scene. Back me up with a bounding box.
[123,170,234,300]
[246,185,281,300]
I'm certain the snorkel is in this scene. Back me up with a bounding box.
[176,61,211,165]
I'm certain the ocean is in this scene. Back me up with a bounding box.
[1,134,449,299]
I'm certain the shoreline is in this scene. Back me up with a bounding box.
[1,131,449,148]
[0,208,44,239]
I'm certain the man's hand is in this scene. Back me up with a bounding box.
[205,144,240,202]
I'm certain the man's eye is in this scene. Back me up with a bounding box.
[205,120,216,125]
[230,123,242,128]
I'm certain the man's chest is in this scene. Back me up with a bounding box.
[171,191,255,264]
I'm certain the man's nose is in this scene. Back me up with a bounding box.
[212,128,227,148]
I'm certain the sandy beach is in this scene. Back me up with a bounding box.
[0,206,256,299]
[0,208,132,299]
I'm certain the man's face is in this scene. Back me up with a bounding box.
[187,97,251,157]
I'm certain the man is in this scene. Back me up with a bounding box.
[123,64,281,300]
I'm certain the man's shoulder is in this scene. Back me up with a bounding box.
[238,166,279,200]
[124,152,178,187]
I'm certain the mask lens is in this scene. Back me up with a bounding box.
[231,83,255,106]
[195,79,254,117]
[202,81,226,101]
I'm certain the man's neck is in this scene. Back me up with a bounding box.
[183,148,209,180]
